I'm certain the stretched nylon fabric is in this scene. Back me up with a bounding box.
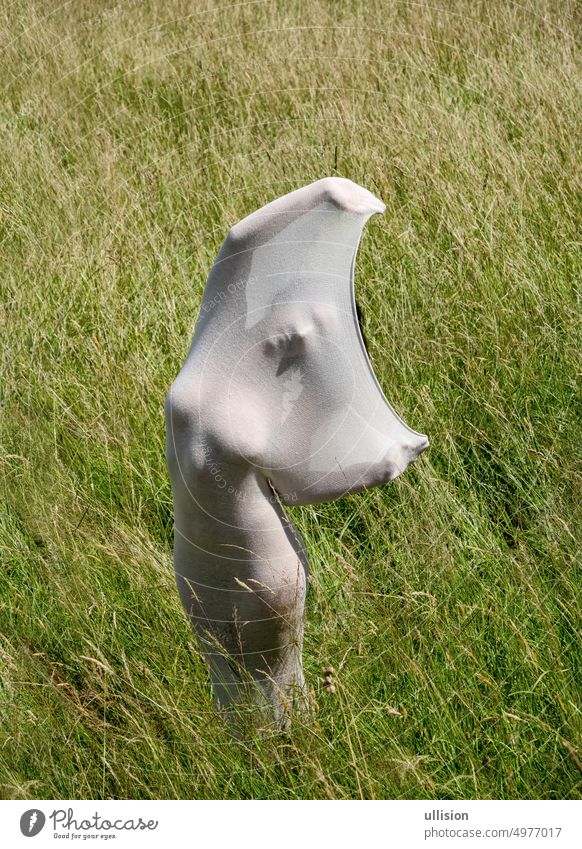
[166,177,428,719]
[178,177,428,507]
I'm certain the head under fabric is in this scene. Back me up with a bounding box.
[179,176,428,506]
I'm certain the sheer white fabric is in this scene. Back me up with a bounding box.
[166,177,428,724]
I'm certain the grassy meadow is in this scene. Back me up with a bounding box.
[0,0,580,799]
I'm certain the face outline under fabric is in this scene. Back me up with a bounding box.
[165,177,429,727]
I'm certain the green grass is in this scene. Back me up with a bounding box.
[0,0,580,799]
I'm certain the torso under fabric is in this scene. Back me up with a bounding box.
[165,177,429,725]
